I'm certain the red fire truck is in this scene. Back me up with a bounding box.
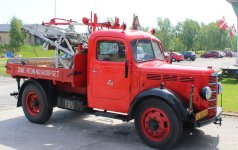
[6,13,222,149]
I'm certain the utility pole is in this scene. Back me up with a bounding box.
[227,0,238,64]
[55,0,57,18]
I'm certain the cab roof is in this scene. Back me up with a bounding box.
[89,29,161,43]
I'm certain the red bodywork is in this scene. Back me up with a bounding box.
[5,13,223,150]
[6,29,218,119]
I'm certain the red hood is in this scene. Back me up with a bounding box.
[137,61,214,75]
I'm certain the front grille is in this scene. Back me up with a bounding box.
[147,74,161,80]
[207,76,218,118]
[179,76,195,83]
[163,75,178,81]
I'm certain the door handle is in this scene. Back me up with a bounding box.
[92,69,97,73]
[125,60,129,78]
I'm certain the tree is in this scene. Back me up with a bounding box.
[105,17,115,25]
[179,19,200,51]
[155,18,173,50]
[171,22,184,50]
[10,17,27,48]
[198,22,229,50]
[141,26,150,32]
[67,25,75,32]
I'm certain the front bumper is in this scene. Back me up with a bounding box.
[195,107,222,127]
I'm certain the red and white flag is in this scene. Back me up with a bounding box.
[229,24,236,37]
[217,16,228,30]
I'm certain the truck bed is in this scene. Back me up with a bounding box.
[6,57,86,85]
[7,57,56,67]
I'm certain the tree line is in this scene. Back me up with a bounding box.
[142,18,236,52]
[6,17,237,52]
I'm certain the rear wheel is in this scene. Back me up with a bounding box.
[22,83,52,124]
[187,57,191,61]
[172,58,176,62]
[135,99,182,149]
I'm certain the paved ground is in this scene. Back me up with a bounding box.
[0,57,238,150]
[0,108,238,150]
[0,77,17,111]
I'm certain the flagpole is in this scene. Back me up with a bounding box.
[236,17,238,64]
[229,31,235,51]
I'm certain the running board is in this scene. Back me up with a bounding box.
[88,110,130,122]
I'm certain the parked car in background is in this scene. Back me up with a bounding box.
[218,51,225,57]
[170,52,185,62]
[180,51,196,61]
[164,52,169,59]
[224,50,233,57]
[200,50,223,58]
[233,52,237,57]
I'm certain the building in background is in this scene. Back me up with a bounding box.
[0,24,43,46]
[0,24,10,45]
[25,24,44,45]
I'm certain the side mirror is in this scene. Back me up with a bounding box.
[164,53,172,64]
[167,55,172,64]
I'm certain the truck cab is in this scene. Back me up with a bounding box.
[87,30,166,113]
[6,16,223,149]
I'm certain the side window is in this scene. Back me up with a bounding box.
[97,40,126,62]
[152,40,164,60]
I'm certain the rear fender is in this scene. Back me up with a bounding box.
[128,88,188,120]
[17,79,45,107]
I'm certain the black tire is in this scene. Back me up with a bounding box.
[135,99,182,149]
[172,58,176,62]
[22,83,52,124]
[187,57,191,61]
[183,121,195,131]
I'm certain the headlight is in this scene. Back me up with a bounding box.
[217,82,222,95]
[201,86,212,100]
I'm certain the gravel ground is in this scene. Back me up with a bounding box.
[173,57,237,71]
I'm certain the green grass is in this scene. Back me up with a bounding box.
[0,45,55,76]
[218,78,238,113]
[0,58,7,76]
[16,45,55,58]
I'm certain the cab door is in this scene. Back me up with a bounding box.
[89,37,130,113]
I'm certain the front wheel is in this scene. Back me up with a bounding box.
[22,83,52,124]
[135,99,182,149]
[172,58,176,62]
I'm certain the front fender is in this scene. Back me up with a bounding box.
[128,88,188,120]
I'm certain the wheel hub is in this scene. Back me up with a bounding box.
[32,99,39,107]
[26,92,42,116]
[141,108,171,142]
[148,119,159,131]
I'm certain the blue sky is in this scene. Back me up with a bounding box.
[0,0,236,28]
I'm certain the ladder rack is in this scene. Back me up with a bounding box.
[23,24,83,69]
[22,13,124,69]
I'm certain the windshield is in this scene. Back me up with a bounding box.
[131,39,164,62]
